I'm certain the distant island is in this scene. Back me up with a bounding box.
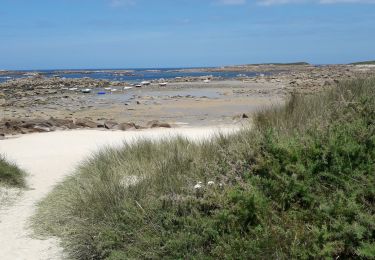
[246,62,310,66]
[350,60,375,65]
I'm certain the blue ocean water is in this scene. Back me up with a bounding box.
[0,68,263,84]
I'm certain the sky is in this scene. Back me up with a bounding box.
[0,0,374,69]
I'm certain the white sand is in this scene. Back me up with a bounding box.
[0,127,238,260]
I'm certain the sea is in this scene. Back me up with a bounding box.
[0,68,263,84]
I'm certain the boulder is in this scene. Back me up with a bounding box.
[33,126,51,132]
[146,120,171,128]
[21,120,52,129]
[75,118,98,128]
[104,120,118,129]
[117,122,138,131]
[48,118,75,129]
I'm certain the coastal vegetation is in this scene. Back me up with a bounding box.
[33,78,375,259]
[0,156,26,187]
[248,62,310,66]
[351,60,375,65]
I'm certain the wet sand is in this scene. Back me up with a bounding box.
[1,80,284,134]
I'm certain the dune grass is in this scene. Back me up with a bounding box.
[0,156,26,188]
[33,77,375,259]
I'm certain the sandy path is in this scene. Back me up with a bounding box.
[0,127,237,260]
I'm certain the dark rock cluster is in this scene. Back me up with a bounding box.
[0,118,171,136]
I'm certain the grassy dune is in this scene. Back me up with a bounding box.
[33,78,375,259]
[0,156,26,187]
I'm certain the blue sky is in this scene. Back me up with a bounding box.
[0,0,374,69]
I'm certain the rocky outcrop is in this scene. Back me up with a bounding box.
[116,122,141,131]
[0,118,173,136]
[75,118,98,128]
[0,77,111,91]
[147,120,172,128]
[104,121,118,129]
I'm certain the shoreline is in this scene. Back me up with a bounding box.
[1,124,242,139]
[1,64,375,137]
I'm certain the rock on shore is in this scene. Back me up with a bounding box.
[0,118,172,136]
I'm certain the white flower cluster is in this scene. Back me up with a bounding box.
[194,182,203,189]
[194,181,216,190]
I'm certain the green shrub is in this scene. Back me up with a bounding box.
[0,156,26,187]
[33,77,375,259]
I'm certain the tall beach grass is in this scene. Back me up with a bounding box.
[0,156,26,188]
[33,77,375,259]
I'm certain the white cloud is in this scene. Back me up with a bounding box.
[258,0,375,5]
[217,0,247,5]
[109,0,136,7]
[258,0,305,5]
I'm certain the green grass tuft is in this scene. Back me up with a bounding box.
[33,77,375,259]
[0,156,26,188]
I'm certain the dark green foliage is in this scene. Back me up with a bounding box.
[33,78,375,259]
[0,156,26,187]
